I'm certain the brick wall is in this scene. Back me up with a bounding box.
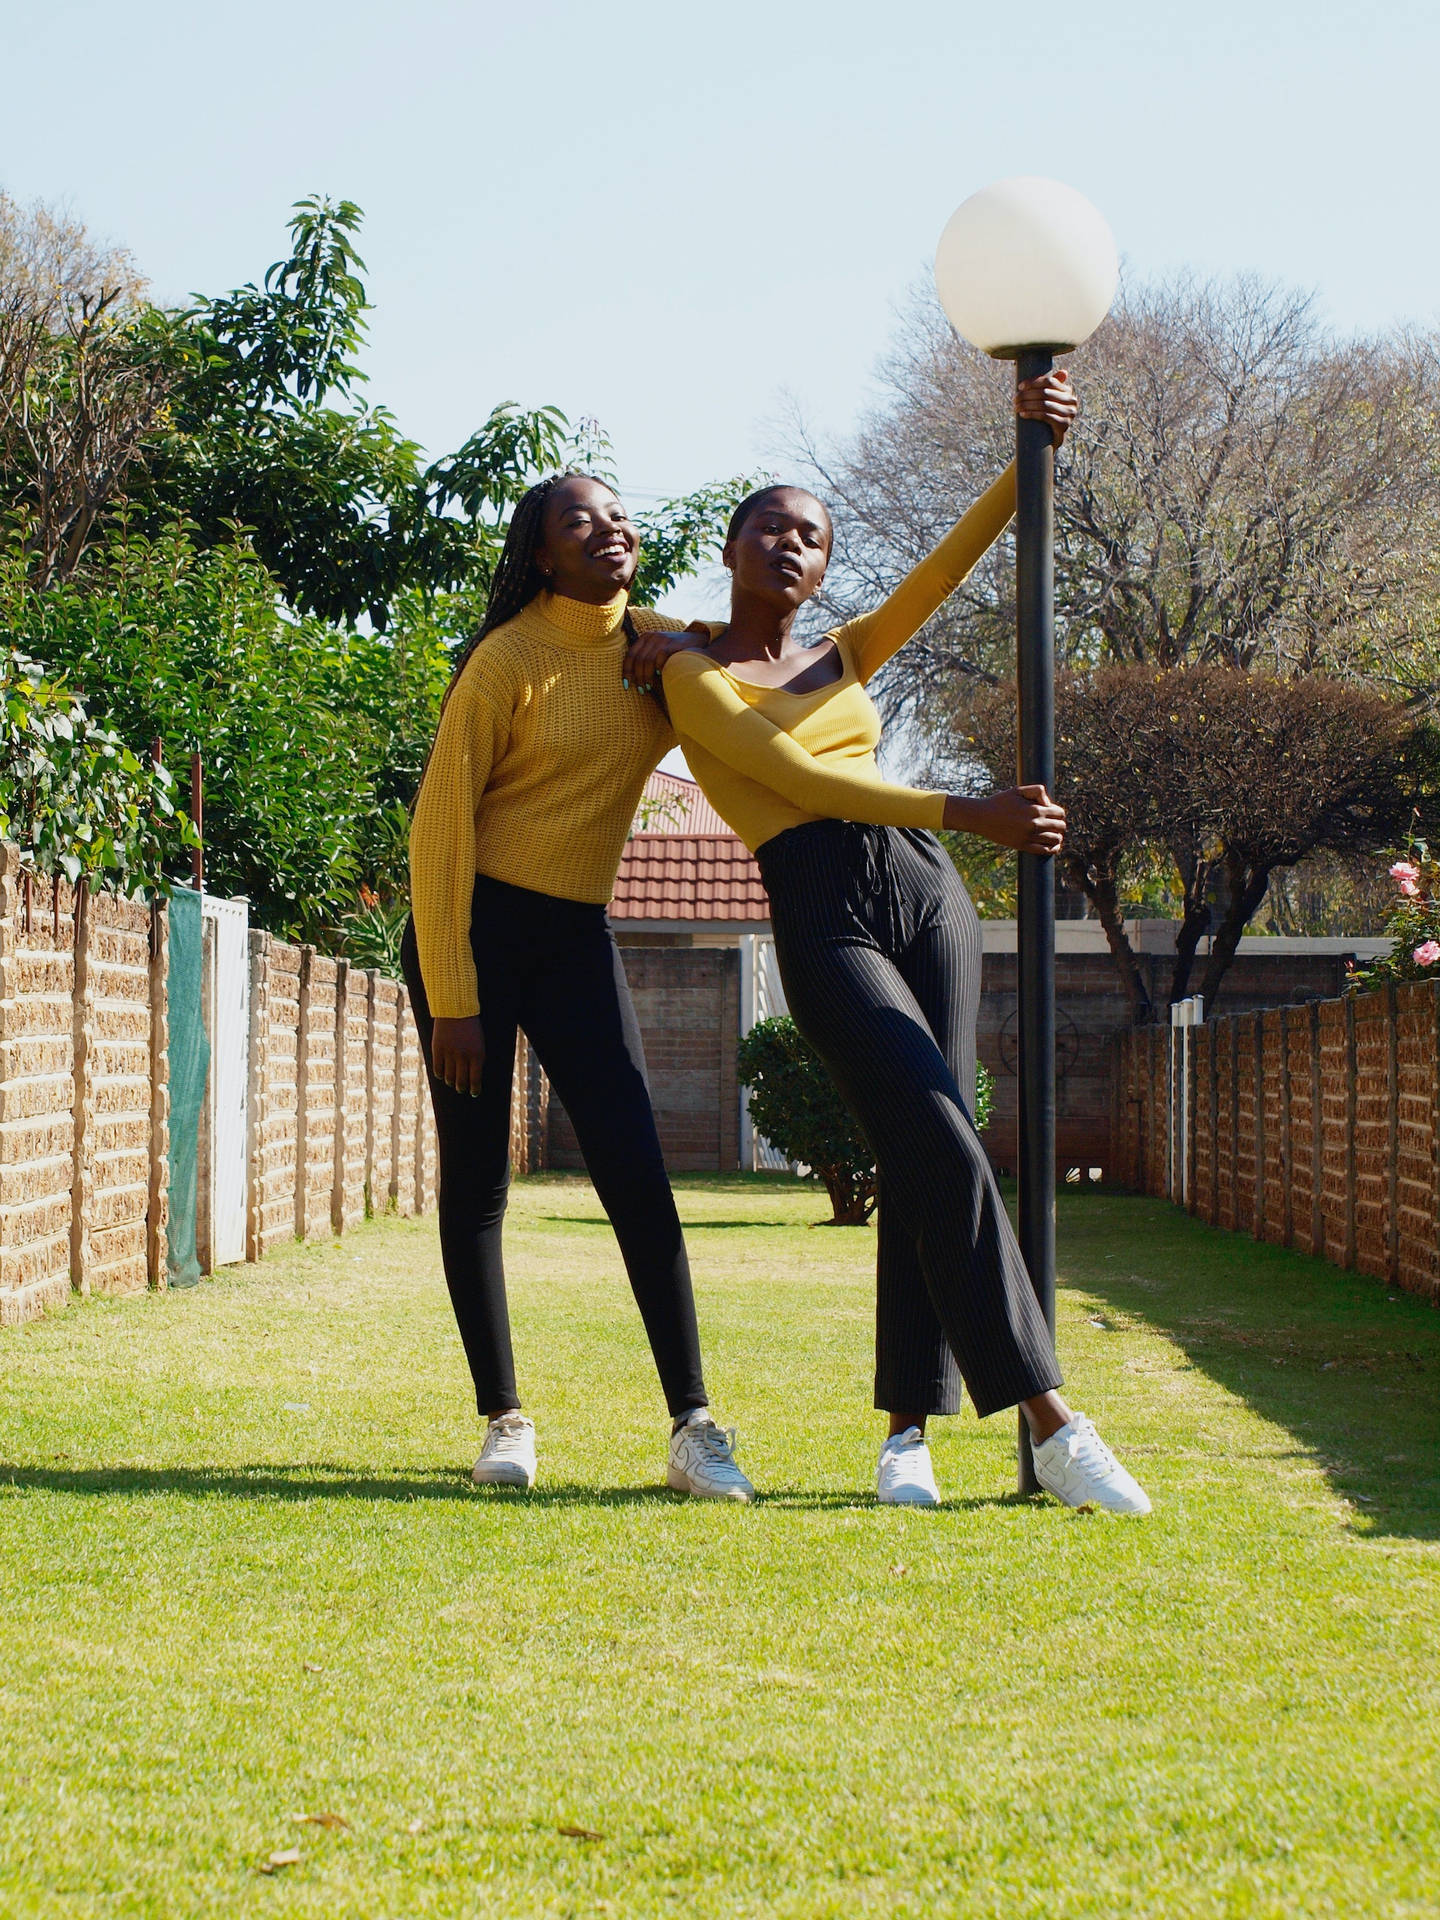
[549,945,740,1173]
[333,961,370,1233]
[247,932,301,1258]
[74,892,157,1297]
[1115,979,1440,1304]
[0,861,76,1324]
[295,950,338,1241]
[982,949,1351,1179]
[0,847,434,1330]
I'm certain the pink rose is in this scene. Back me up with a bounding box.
[1392,861,1421,898]
[1413,941,1440,967]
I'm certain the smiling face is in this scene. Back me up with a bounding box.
[722,487,832,613]
[533,475,639,601]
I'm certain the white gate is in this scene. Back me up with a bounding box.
[199,895,250,1268]
[1168,994,1205,1208]
[739,934,794,1172]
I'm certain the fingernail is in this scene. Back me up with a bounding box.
[622,678,629,690]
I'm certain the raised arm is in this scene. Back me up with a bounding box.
[409,656,511,1021]
[662,655,947,832]
[836,464,1016,685]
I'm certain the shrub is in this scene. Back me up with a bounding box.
[0,648,193,892]
[737,1015,994,1226]
[1347,842,1440,992]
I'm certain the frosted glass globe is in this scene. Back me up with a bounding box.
[934,176,1118,359]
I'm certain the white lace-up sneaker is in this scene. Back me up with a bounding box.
[471,1411,536,1489]
[1031,1413,1151,1515]
[666,1409,755,1503]
[876,1426,941,1507]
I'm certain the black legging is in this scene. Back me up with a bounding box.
[756,821,1060,1420]
[401,876,708,1420]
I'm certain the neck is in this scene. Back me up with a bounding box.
[549,577,631,607]
[716,592,803,661]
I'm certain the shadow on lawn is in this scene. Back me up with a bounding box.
[0,1464,690,1505]
[1059,1190,1440,1543]
[542,1216,795,1230]
[0,1462,1041,1516]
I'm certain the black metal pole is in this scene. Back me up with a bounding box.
[1014,347,1057,1494]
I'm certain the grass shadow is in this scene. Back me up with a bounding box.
[0,1462,1028,1516]
[541,1216,795,1231]
[1057,1190,1440,1542]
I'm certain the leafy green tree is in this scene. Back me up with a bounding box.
[0,522,365,935]
[135,197,571,628]
[0,647,192,891]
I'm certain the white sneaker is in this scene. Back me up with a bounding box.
[471,1412,536,1489]
[876,1427,941,1507]
[1031,1414,1151,1515]
[666,1410,755,1503]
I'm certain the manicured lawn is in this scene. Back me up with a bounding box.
[1,1175,1437,1918]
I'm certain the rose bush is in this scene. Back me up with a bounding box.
[1347,841,1440,991]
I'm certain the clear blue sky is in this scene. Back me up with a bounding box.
[6,0,1437,518]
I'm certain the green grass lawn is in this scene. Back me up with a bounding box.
[2,1175,1438,1919]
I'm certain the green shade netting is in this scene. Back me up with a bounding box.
[166,887,209,1289]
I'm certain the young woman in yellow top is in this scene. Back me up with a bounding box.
[634,371,1150,1515]
[404,472,755,1500]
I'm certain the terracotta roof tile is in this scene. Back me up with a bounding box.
[611,832,771,923]
[632,770,732,836]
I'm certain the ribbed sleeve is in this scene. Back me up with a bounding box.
[409,648,513,1019]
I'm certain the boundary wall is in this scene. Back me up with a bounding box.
[1113,980,1439,1304]
[0,848,436,1328]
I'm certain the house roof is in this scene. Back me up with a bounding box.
[634,769,732,836]
[611,832,771,923]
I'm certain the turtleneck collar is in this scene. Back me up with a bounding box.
[535,589,629,645]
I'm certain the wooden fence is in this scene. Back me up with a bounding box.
[1113,979,1439,1303]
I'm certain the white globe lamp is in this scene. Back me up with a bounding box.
[934,175,1118,359]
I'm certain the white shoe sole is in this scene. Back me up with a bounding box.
[472,1460,535,1489]
[666,1465,753,1503]
[877,1485,940,1507]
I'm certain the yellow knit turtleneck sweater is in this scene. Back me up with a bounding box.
[410,590,687,1019]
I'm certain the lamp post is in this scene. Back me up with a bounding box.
[934,177,1118,1492]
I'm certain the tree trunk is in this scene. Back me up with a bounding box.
[1194,861,1271,1010]
[817,1165,877,1226]
[1063,854,1154,1024]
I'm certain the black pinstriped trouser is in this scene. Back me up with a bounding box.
[756,821,1061,1420]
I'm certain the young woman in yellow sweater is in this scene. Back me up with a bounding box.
[404,472,755,1500]
[637,371,1150,1515]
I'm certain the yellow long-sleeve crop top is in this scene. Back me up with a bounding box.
[661,464,1016,855]
[410,591,692,1019]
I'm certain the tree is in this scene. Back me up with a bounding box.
[0,647,191,892]
[738,1014,993,1224]
[805,275,1440,705]
[961,666,1432,1019]
[134,197,571,628]
[0,521,367,937]
[797,274,1440,1009]
[0,193,173,589]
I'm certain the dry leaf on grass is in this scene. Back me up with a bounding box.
[257,1847,301,1873]
[293,1811,350,1830]
[302,1661,324,1673]
[407,1818,426,1835]
[557,1825,605,1841]
[889,1563,908,1577]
